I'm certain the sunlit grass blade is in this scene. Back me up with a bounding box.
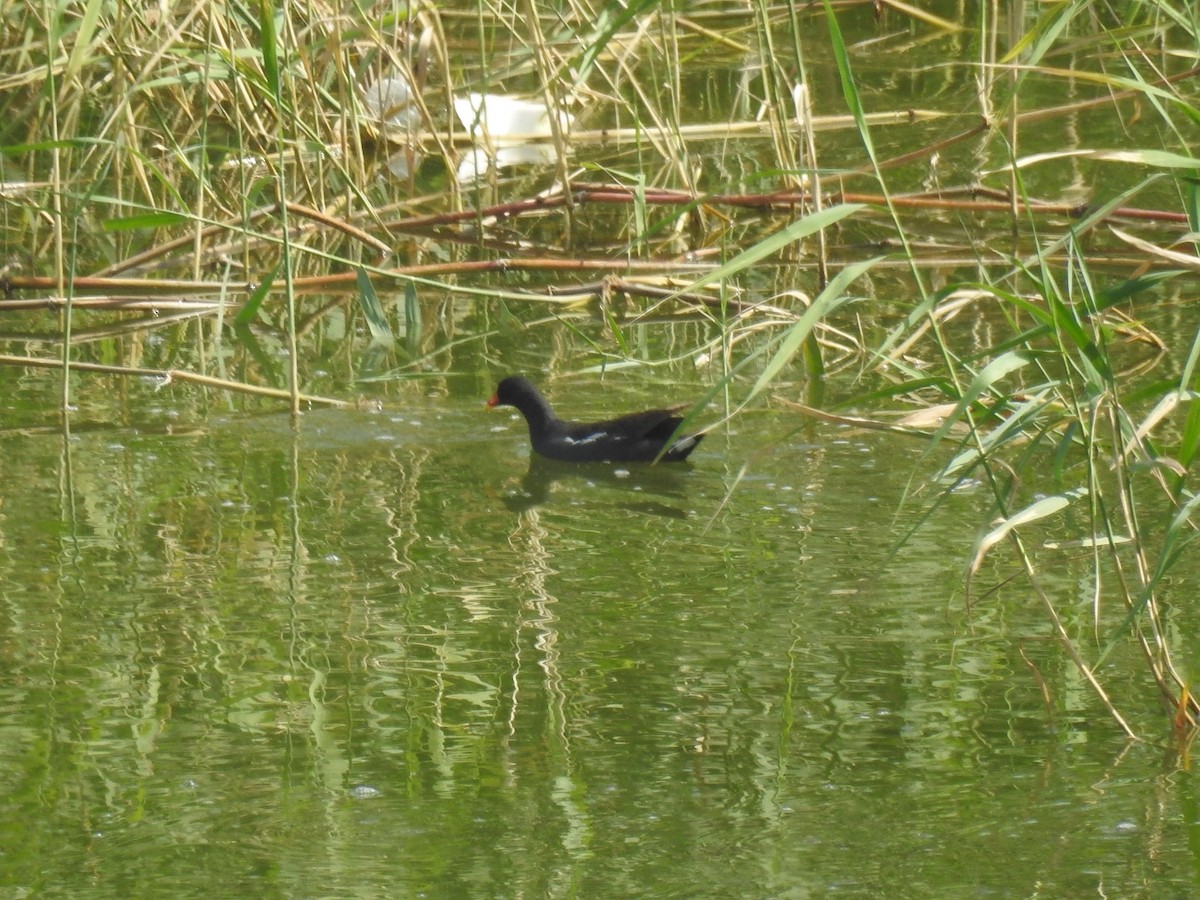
[939,387,1061,479]
[102,212,188,231]
[677,203,865,298]
[403,282,422,356]
[258,0,280,100]
[235,264,277,326]
[925,351,1034,449]
[1019,149,1200,169]
[1179,359,1200,474]
[62,0,105,88]
[967,488,1085,583]
[748,256,880,402]
[824,1,875,162]
[574,0,660,90]
[356,267,394,345]
[1003,0,1079,66]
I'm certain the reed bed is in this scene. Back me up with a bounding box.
[2,0,1199,734]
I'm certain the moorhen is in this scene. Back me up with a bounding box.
[487,376,704,463]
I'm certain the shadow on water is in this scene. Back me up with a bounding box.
[498,455,697,518]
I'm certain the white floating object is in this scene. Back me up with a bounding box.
[456,144,558,184]
[361,75,420,129]
[453,93,571,142]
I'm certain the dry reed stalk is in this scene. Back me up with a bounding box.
[0,352,350,407]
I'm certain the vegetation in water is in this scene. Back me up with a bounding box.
[1,0,1199,738]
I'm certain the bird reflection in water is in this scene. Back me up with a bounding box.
[500,456,694,518]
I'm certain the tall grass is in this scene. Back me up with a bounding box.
[2,0,1200,732]
[788,1,1200,737]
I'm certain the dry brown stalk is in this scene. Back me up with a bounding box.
[0,353,350,408]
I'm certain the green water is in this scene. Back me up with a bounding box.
[3,1,1200,896]
[1,369,1197,897]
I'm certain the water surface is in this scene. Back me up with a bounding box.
[1,373,1195,897]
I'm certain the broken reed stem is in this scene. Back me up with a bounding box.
[50,181,1187,295]
[1,257,713,299]
[0,353,350,407]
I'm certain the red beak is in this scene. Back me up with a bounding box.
[486,393,499,408]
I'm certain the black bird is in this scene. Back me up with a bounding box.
[487,376,704,463]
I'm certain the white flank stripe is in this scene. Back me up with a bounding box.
[563,432,604,446]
